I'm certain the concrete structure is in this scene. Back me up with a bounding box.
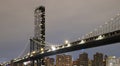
[78,52,88,66]
[44,57,54,66]
[92,52,104,66]
[64,55,72,66]
[72,60,78,66]
[56,54,64,66]
[106,56,120,66]
[56,54,72,66]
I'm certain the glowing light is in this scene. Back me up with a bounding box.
[67,43,71,47]
[22,57,25,60]
[62,45,65,48]
[41,48,44,51]
[47,49,51,52]
[96,35,104,40]
[30,54,33,57]
[79,40,85,44]
[41,51,44,54]
[23,61,31,65]
[56,47,60,50]
[65,40,69,44]
[51,46,56,51]
[32,51,36,54]
[27,53,30,56]
[25,56,29,59]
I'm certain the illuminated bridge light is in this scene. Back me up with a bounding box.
[51,46,56,51]
[56,46,60,50]
[25,56,29,58]
[41,48,44,51]
[79,40,85,44]
[32,51,36,54]
[41,51,44,54]
[30,54,33,57]
[64,40,71,47]
[67,43,71,47]
[23,61,31,66]
[27,53,30,56]
[96,35,104,40]
[47,49,51,52]
[22,57,25,60]
[62,45,65,48]
[65,40,69,44]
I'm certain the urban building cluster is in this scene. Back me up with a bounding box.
[0,52,120,66]
[43,52,120,66]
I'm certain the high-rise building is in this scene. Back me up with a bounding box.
[56,55,64,66]
[88,60,92,66]
[106,56,120,66]
[72,60,78,66]
[44,57,54,66]
[92,52,104,66]
[78,52,88,66]
[56,54,72,66]
[64,55,72,66]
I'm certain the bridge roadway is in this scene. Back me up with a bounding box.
[15,30,120,63]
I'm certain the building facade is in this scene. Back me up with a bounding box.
[106,56,120,66]
[78,52,89,66]
[56,54,72,66]
[56,55,64,66]
[44,57,54,66]
[92,52,104,66]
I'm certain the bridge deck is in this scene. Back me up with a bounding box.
[16,30,120,62]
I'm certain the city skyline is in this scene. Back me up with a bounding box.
[0,0,120,63]
[19,52,120,66]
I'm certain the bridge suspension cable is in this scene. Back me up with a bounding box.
[17,40,30,58]
[17,38,60,58]
[83,13,120,39]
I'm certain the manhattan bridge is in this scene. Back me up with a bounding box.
[1,4,120,66]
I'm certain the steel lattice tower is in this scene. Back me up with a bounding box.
[34,6,45,45]
[30,6,45,53]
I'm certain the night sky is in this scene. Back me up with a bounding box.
[0,0,120,62]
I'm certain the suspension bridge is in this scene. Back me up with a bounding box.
[1,6,120,66]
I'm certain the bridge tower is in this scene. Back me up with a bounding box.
[34,6,45,48]
[30,6,45,53]
[29,6,45,66]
